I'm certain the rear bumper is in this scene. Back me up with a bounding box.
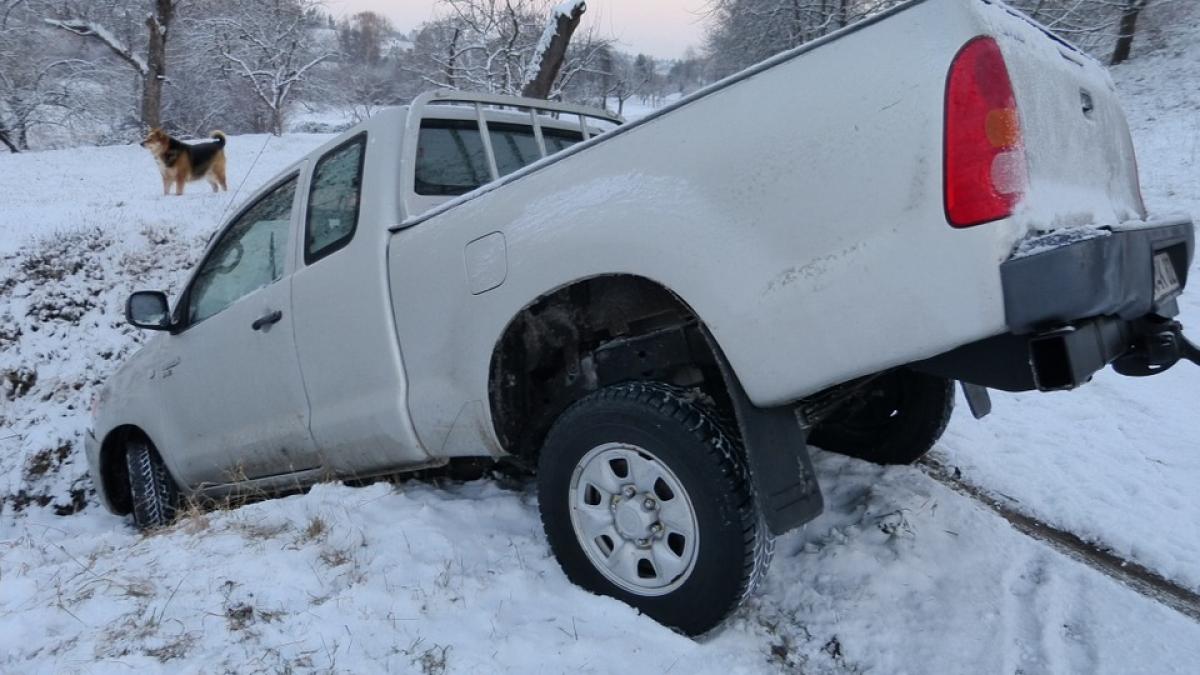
[1002,217,1194,333]
[914,217,1196,391]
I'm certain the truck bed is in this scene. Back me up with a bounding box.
[385,0,1162,455]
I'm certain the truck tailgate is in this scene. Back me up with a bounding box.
[982,2,1146,231]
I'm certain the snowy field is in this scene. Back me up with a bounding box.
[2,38,1199,675]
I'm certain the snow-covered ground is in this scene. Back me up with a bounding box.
[2,25,1200,675]
[0,134,331,257]
[4,454,1200,673]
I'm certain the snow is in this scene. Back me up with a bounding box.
[2,12,1200,671]
[5,455,1200,673]
[552,0,587,18]
[1009,224,1111,258]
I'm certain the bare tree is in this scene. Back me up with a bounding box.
[587,48,653,115]
[705,0,901,78]
[206,0,334,135]
[43,0,181,128]
[1,0,89,150]
[338,10,393,67]
[409,0,607,100]
[1001,0,1173,63]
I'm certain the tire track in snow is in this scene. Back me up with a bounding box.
[920,458,1200,624]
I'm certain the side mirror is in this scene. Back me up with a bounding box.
[126,291,174,331]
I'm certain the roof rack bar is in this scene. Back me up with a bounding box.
[416,89,622,125]
[475,102,500,181]
[528,107,547,158]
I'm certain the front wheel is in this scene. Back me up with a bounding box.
[537,382,772,636]
[124,438,181,531]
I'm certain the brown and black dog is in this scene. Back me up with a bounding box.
[140,129,228,196]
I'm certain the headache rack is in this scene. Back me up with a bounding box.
[396,90,625,229]
[407,89,623,180]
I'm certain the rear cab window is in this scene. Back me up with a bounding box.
[414,117,585,197]
[414,120,490,197]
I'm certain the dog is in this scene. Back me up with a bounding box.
[140,129,228,196]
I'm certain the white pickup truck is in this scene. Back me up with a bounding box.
[89,0,1195,635]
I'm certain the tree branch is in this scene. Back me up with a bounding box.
[43,18,150,76]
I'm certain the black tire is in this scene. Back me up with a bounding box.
[124,438,181,530]
[537,382,772,636]
[808,369,954,465]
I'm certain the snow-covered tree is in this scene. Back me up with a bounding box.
[705,0,1179,76]
[705,0,902,78]
[337,10,393,67]
[43,0,181,129]
[1006,0,1176,64]
[409,0,606,100]
[0,0,89,151]
[205,0,334,135]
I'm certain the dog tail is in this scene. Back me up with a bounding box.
[210,130,227,147]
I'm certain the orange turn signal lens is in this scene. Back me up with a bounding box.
[985,108,1021,148]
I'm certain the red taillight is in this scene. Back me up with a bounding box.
[944,37,1027,228]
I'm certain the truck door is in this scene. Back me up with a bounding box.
[290,133,429,475]
[154,173,321,486]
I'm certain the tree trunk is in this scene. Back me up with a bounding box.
[142,1,173,128]
[522,2,586,99]
[1110,1,1145,66]
[0,130,18,153]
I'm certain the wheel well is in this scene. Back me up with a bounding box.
[488,275,733,462]
[98,425,148,515]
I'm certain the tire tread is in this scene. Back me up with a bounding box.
[124,439,179,530]
[539,381,773,634]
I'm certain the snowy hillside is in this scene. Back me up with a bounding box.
[2,29,1200,675]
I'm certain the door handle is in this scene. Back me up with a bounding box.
[251,310,283,331]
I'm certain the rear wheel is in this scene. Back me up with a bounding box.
[124,438,181,530]
[537,382,771,636]
[808,369,954,465]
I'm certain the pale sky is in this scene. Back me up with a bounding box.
[326,0,709,59]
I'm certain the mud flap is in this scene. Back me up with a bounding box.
[960,382,992,419]
[706,332,823,535]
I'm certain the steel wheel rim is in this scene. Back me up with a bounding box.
[568,442,700,596]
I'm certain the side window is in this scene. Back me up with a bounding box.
[187,177,297,324]
[415,120,490,196]
[306,134,366,264]
[489,123,542,177]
